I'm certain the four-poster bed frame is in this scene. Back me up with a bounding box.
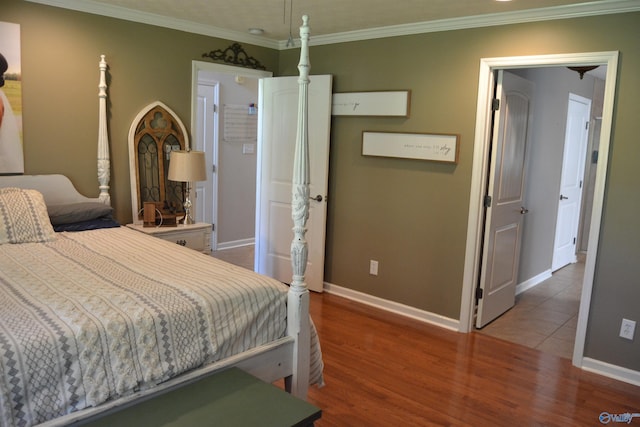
[0,15,318,427]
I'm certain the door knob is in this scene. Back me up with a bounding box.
[520,207,529,214]
[560,194,569,200]
[310,195,323,202]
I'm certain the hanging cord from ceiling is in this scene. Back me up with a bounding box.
[285,0,294,47]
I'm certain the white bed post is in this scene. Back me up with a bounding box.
[97,55,111,205]
[286,15,312,399]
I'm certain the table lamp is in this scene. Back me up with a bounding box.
[168,150,206,225]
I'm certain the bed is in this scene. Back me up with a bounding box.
[0,15,319,427]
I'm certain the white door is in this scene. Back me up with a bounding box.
[255,75,332,292]
[476,71,534,328]
[552,93,591,271]
[194,81,219,249]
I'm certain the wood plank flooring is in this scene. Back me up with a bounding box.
[210,246,639,425]
[305,293,640,426]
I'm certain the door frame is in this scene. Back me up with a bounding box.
[190,61,272,250]
[459,52,619,370]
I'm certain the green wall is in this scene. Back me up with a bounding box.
[4,0,639,374]
[281,13,640,371]
[3,0,278,224]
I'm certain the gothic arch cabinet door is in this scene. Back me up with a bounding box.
[128,101,190,224]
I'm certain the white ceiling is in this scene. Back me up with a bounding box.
[28,0,640,49]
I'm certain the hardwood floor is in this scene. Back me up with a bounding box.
[306,294,639,426]
[211,246,640,425]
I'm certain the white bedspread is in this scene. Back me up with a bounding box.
[0,227,303,426]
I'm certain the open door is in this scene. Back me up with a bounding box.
[552,93,591,271]
[193,81,218,248]
[255,75,332,292]
[476,71,535,328]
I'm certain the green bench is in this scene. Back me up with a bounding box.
[79,368,321,426]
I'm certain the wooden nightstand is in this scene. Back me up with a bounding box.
[126,222,212,253]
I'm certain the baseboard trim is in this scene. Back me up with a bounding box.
[216,238,255,251]
[581,357,640,387]
[323,282,460,332]
[516,269,552,295]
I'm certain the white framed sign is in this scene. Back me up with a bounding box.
[332,90,410,117]
[362,131,459,164]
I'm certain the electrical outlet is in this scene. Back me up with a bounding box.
[619,318,636,341]
[369,260,379,276]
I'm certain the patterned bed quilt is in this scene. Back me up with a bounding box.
[0,227,321,427]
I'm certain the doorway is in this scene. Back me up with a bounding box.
[460,52,619,370]
[477,73,601,357]
[190,61,272,251]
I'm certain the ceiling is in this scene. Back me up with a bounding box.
[28,0,640,49]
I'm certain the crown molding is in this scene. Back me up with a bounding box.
[25,0,280,49]
[305,0,640,47]
[27,0,640,51]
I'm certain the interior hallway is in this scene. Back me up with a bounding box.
[210,245,585,360]
[477,257,585,359]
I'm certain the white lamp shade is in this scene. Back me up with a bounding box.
[168,150,207,182]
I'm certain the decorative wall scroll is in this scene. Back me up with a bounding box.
[202,43,266,70]
[332,90,410,117]
[362,131,459,164]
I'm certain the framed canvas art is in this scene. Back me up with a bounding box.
[0,22,23,174]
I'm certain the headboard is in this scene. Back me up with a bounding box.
[0,174,99,205]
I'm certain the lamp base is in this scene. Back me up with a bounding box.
[182,194,194,225]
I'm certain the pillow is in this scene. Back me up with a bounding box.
[47,202,113,225]
[0,188,57,244]
[53,217,120,232]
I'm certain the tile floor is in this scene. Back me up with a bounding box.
[210,244,585,360]
[477,256,585,359]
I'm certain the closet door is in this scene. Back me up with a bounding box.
[255,75,332,292]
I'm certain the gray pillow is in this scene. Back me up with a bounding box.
[47,202,113,225]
